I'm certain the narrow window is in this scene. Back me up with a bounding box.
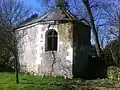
[45,29,58,51]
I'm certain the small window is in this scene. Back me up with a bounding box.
[45,29,58,51]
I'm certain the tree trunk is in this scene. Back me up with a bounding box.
[83,0,101,57]
[14,52,19,84]
[118,25,120,43]
[13,30,19,84]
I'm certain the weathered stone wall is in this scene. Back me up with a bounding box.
[18,24,39,73]
[17,21,91,78]
[40,22,73,78]
[17,22,73,78]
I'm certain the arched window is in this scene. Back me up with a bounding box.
[45,29,58,51]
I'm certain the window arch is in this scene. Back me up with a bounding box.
[45,29,58,51]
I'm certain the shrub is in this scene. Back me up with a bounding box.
[107,66,120,81]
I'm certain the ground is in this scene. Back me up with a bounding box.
[0,70,120,90]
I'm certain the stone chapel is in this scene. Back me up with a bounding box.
[15,2,91,78]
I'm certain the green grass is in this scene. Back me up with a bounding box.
[0,72,72,90]
[0,71,120,90]
[0,72,83,90]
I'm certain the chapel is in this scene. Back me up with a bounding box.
[16,0,91,78]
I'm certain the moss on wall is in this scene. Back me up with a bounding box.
[58,22,73,46]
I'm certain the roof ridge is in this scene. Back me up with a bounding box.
[61,8,77,20]
[61,8,72,20]
[66,10,77,20]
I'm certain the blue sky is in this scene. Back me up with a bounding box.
[22,0,43,14]
[22,0,80,15]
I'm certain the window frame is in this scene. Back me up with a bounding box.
[45,29,58,51]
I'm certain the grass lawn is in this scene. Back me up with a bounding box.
[0,72,120,90]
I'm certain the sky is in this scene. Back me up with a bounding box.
[22,0,43,14]
[22,0,82,15]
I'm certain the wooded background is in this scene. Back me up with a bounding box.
[0,0,120,73]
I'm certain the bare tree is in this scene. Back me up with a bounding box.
[102,2,120,66]
[71,0,116,57]
[36,0,55,14]
[36,0,70,14]
[0,0,31,83]
[82,0,102,57]
[106,8,120,42]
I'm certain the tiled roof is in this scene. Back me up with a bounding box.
[42,7,77,21]
[15,7,89,29]
[16,7,77,27]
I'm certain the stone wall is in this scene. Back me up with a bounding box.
[17,22,73,78]
[40,22,73,78]
[17,21,91,78]
[18,24,39,73]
